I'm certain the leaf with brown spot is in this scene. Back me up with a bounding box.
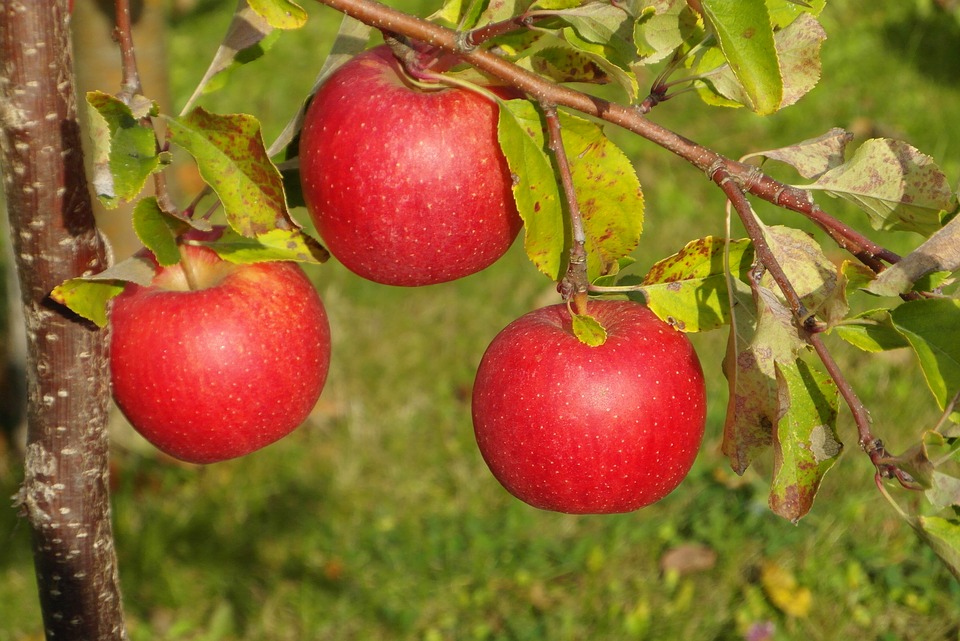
[166,107,296,238]
[498,99,566,280]
[640,236,753,332]
[801,138,956,237]
[741,127,852,180]
[723,283,807,474]
[769,358,841,523]
[559,110,644,281]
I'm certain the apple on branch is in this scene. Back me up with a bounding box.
[472,300,706,514]
[109,242,331,464]
[298,44,522,286]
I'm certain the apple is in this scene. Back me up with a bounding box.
[471,300,706,514]
[109,244,331,464]
[298,45,522,287]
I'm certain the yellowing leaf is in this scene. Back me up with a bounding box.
[202,227,329,264]
[760,561,812,618]
[558,110,644,282]
[801,138,956,237]
[572,310,607,346]
[166,108,294,237]
[867,213,960,296]
[247,0,307,29]
[722,285,806,473]
[640,236,754,332]
[742,128,853,180]
[498,99,566,280]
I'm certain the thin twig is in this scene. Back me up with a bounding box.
[541,102,588,312]
[113,0,177,215]
[114,0,142,100]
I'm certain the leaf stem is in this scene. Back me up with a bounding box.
[542,102,588,313]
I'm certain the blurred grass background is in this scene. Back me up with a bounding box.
[2,0,960,639]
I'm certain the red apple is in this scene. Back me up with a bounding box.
[472,300,706,514]
[298,45,522,286]
[109,244,331,464]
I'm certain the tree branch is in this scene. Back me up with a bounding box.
[0,1,127,639]
[541,102,588,312]
[311,0,900,272]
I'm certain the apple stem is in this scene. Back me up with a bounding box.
[178,244,201,291]
[541,102,590,315]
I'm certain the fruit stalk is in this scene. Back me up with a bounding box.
[542,102,589,313]
[0,0,128,638]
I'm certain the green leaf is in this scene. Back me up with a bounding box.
[764,0,824,29]
[247,0,307,29]
[550,2,638,68]
[166,107,294,237]
[697,12,824,112]
[698,0,783,114]
[800,138,956,237]
[867,213,960,296]
[51,279,127,328]
[890,298,960,422]
[85,91,161,209]
[769,358,841,523]
[722,284,807,473]
[741,128,853,180]
[559,110,644,282]
[498,99,566,280]
[132,197,193,267]
[572,309,608,346]
[913,516,960,582]
[639,236,754,332]
[50,254,158,327]
[634,0,700,65]
[200,227,329,264]
[832,309,910,353]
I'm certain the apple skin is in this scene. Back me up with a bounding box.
[472,300,706,514]
[298,45,522,287]
[109,245,331,464]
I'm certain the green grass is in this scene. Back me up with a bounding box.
[2,0,960,639]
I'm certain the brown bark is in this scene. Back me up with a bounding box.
[0,1,127,639]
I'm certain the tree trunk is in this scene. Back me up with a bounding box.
[0,1,127,639]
